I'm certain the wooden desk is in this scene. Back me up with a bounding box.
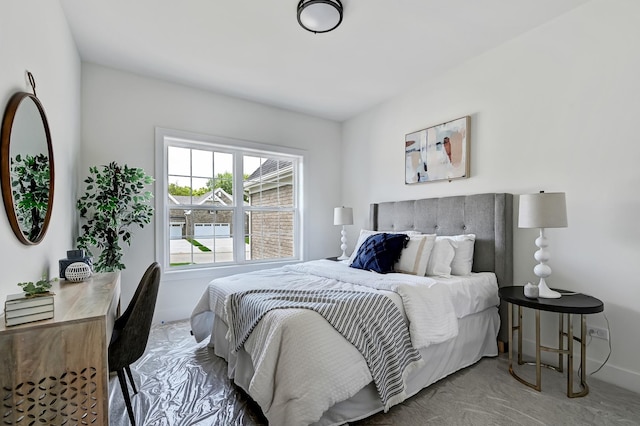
[0,272,121,425]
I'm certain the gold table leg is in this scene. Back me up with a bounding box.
[518,305,523,365]
[536,309,541,388]
[558,313,564,373]
[508,302,513,369]
[508,304,542,391]
[567,314,590,397]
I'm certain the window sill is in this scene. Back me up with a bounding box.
[160,259,303,282]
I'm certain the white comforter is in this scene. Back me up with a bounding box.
[190,260,461,426]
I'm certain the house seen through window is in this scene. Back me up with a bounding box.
[157,129,302,271]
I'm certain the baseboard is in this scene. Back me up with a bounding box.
[153,306,189,325]
[519,338,640,395]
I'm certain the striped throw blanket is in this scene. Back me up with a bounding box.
[225,288,422,410]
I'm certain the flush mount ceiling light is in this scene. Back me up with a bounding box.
[297,0,343,34]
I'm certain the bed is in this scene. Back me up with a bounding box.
[190,193,513,426]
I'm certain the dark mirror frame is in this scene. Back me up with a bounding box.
[0,92,55,245]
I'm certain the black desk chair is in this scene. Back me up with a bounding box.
[109,262,161,425]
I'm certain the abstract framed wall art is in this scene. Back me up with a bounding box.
[405,116,470,184]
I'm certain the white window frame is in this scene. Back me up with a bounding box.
[155,127,305,281]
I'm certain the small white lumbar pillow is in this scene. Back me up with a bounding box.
[436,234,476,276]
[426,238,455,277]
[395,234,436,276]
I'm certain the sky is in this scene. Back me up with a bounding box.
[168,146,263,189]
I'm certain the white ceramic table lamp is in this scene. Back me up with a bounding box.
[518,191,568,299]
[334,207,353,260]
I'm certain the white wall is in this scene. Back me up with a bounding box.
[0,2,81,306]
[81,64,343,323]
[342,0,640,393]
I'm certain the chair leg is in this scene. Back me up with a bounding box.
[117,369,136,426]
[125,365,138,395]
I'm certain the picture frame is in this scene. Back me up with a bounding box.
[405,116,470,184]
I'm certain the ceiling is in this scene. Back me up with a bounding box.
[59,0,589,122]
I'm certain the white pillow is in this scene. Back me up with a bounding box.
[426,238,455,277]
[395,234,436,276]
[436,234,476,276]
[348,229,422,265]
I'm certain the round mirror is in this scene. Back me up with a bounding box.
[1,92,55,245]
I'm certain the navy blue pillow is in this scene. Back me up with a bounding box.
[350,233,410,274]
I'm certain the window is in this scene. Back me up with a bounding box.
[155,128,303,274]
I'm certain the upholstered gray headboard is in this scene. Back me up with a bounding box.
[369,193,513,342]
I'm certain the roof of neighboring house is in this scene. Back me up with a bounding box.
[246,159,292,181]
[168,187,233,206]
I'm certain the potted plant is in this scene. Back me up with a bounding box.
[5,273,56,326]
[76,162,154,272]
[18,274,53,297]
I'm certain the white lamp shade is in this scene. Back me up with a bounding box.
[518,192,568,229]
[333,207,353,226]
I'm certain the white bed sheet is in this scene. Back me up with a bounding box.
[209,307,499,426]
[313,307,499,425]
[430,272,500,318]
[190,260,500,425]
[314,260,499,319]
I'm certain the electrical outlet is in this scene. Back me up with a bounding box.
[587,325,609,341]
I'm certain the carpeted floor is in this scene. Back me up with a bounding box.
[109,320,640,426]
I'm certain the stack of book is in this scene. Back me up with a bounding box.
[4,293,54,327]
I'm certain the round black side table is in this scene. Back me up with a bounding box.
[499,286,604,397]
